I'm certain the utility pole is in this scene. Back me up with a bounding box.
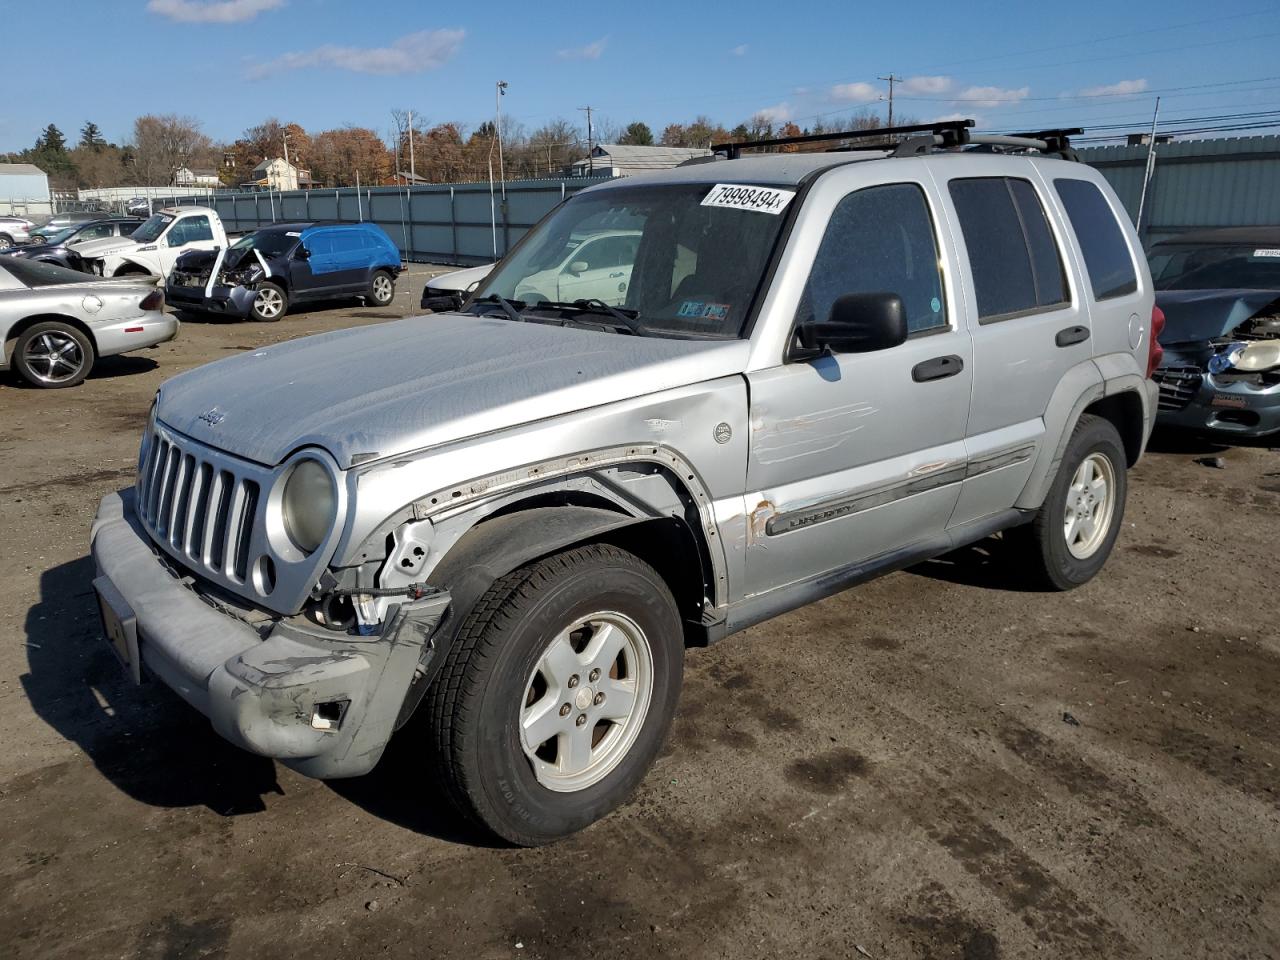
[496,81,508,200]
[1136,96,1162,238]
[878,74,901,128]
[579,105,594,175]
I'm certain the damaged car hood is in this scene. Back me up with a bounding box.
[157,313,750,468]
[1156,288,1280,343]
[71,235,140,260]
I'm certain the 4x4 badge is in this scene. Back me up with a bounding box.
[198,409,225,426]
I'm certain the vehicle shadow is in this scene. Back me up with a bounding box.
[907,535,1044,593]
[1146,426,1277,454]
[325,716,502,847]
[88,355,159,380]
[20,554,284,815]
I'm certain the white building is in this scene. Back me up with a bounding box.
[569,144,712,177]
[173,166,222,188]
[245,157,318,191]
[0,162,53,216]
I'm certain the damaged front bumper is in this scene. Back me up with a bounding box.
[89,489,450,779]
[164,281,258,318]
[1153,345,1280,438]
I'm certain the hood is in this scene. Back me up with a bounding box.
[4,240,61,257]
[71,235,141,259]
[1156,288,1280,344]
[157,313,750,468]
[176,246,275,273]
[427,264,493,292]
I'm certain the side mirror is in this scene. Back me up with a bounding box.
[567,260,588,275]
[296,246,311,260]
[793,292,908,357]
[421,292,465,312]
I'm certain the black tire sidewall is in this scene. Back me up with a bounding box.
[14,322,94,388]
[1040,418,1128,588]
[466,554,682,843]
[250,282,287,322]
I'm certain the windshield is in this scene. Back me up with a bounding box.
[40,226,80,245]
[473,183,792,338]
[129,213,174,244]
[0,257,95,288]
[231,230,298,258]
[1149,243,1280,291]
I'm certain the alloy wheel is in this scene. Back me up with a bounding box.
[254,287,284,319]
[1063,452,1116,559]
[373,274,394,303]
[22,331,85,385]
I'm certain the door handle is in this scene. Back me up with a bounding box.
[911,355,964,382]
[609,272,625,278]
[1055,325,1090,347]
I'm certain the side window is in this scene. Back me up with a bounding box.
[307,233,333,256]
[117,222,140,236]
[948,177,1068,321]
[1054,178,1138,300]
[796,182,947,335]
[183,216,213,243]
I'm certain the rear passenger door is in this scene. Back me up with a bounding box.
[935,167,1092,525]
[744,171,973,598]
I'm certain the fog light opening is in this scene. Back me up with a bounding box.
[311,700,349,732]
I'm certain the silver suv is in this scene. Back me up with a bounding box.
[90,122,1160,845]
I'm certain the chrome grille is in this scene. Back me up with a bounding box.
[138,430,261,583]
[1151,365,1203,411]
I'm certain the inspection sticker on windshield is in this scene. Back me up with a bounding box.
[1252,248,1280,258]
[702,183,796,215]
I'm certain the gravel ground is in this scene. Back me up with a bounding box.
[1,271,1277,959]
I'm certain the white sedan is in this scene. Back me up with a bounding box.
[0,258,178,388]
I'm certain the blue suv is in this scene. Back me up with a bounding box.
[167,221,404,322]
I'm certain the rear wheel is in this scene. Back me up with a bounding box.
[425,543,684,845]
[249,282,288,322]
[1007,414,1127,590]
[367,270,395,307]
[0,234,13,250]
[13,321,95,388]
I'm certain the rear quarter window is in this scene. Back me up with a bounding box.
[1053,178,1138,300]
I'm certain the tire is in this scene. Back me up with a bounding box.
[13,321,95,388]
[367,270,395,307]
[425,543,684,845]
[1008,413,1128,590]
[249,282,288,322]
[0,234,13,250]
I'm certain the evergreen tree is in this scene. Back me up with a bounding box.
[38,124,67,153]
[619,121,654,146]
[79,121,105,150]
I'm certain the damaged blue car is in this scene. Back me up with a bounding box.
[1148,227,1280,439]
[166,221,404,322]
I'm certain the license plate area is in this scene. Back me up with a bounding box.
[94,575,141,685]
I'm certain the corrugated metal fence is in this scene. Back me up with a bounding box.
[148,177,612,265]
[1078,135,1280,244]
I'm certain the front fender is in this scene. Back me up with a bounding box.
[109,254,160,278]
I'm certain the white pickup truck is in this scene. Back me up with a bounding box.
[72,206,228,281]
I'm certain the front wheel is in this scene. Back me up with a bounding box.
[425,543,684,845]
[367,270,395,307]
[13,321,95,388]
[249,282,288,322]
[1007,413,1128,590]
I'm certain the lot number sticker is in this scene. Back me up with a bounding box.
[702,183,796,215]
[1252,248,1280,258]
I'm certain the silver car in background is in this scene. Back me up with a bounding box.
[0,258,178,388]
[0,216,34,249]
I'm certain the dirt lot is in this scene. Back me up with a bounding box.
[1,269,1277,959]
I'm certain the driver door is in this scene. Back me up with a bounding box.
[743,174,973,599]
[160,215,215,275]
[558,234,635,305]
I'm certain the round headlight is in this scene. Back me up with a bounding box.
[281,458,336,554]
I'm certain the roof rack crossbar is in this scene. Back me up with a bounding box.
[712,119,975,160]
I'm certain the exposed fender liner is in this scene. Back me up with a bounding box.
[711,507,1032,642]
[392,505,648,729]
[113,256,158,278]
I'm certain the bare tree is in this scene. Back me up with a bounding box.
[130,114,213,185]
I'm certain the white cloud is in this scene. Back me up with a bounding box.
[147,0,284,23]
[952,85,1030,107]
[903,75,952,94]
[830,81,880,104]
[1077,78,1148,97]
[730,44,749,56]
[556,37,607,60]
[755,102,793,124]
[247,28,465,78]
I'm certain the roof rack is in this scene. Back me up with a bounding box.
[710,120,1084,162]
[711,120,975,159]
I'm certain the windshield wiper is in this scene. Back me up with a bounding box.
[535,299,643,335]
[470,292,526,323]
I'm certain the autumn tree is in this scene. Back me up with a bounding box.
[131,114,213,185]
[310,126,392,187]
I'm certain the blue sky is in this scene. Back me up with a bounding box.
[2,0,1278,152]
